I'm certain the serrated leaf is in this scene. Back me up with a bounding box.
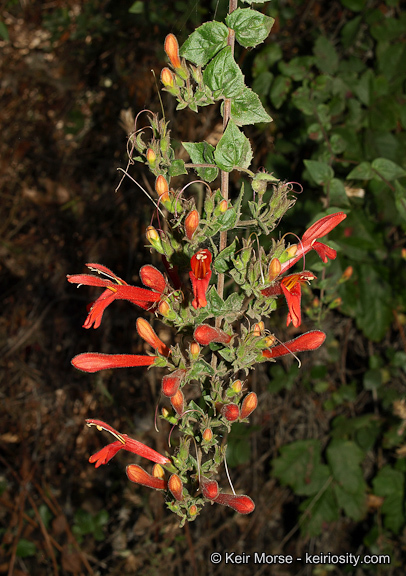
[180,21,229,66]
[333,483,366,520]
[304,160,334,185]
[188,359,214,379]
[373,466,405,534]
[168,159,187,177]
[214,119,253,172]
[327,440,366,494]
[269,75,292,109]
[203,46,245,98]
[371,158,406,181]
[226,8,274,48]
[354,264,392,341]
[230,86,272,126]
[182,141,218,182]
[299,486,339,537]
[313,36,339,75]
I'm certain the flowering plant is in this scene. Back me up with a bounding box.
[68,1,346,525]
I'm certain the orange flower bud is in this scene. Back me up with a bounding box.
[185,210,199,240]
[268,257,282,281]
[341,266,353,281]
[136,318,170,357]
[126,465,167,490]
[164,34,182,69]
[146,148,157,166]
[190,342,200,358]
[161,407,170,418]
[219,200,228,212]
[214,493,255,514]
[232,380,242,394]
[155,175,170,202]
[146,226,164,254]
[194,325,232,346]
[170,389,184,415]
[202,428,213,442]
[189,505,198,516]
[285,244,298,258]
[168,474,183,501]
[158,300,170,317]
[240,392,258,420]
[160,67,175,88]
[152,464,165,479]
[265,335,276,347]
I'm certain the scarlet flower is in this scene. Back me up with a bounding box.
[280,212,347,274]
[72,353,157,373]
[200,477,219,500]
[262,330,326,359]
[67,263,164,329]
[261,271,316,327]
[189,249,212,309]
[221,403,240,422]
[240,392,258,420]
[86,419,170,467]
[194,324,232,346]
[136,318,170,357]
[213,493,255,514]
[126,465,167,490]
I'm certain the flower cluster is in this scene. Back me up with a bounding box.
[68,23,347,525]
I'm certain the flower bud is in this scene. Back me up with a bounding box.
[214,493,255,514]
[126,465,167,490]
[194,325,232,346]
[221,403,240,422]
[164,34,182,69]
[189,505,198,516]
[170,389,184,415]
[231,380,242,394]
[202,428,213,442]
[155,175,170,202]
[136,317,170,357]
[201,477,219,500]
[146,148,157,167]
[162,369,186,398]
[139,264,166,293]
[268,257,282,281]
[152,464,165,479]
[190,342,200,359]
[219,200,228,212]
[185,210,199,240]
[168,474,183,501]
[160,67,175,88]
[340,266,353,282]
[240,392,258,420]
[265,335,276,347]
[146,226,165,254]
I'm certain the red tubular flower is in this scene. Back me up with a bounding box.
[194,324,232,346]
[221,404,240,422]
[240,392,258,420]
[200,477,219,500]
[262,271,316,328]
[168,474,183,501]
[162,369,186,398]
[213,493,255,515]
[136,318,170,357]
[262,330,326,359]
[126,465,167,490]
[280,212,347,274]
[72,353,156,373]
[189,249,212,309]
[67,263,163,329]
[86,419,170,467]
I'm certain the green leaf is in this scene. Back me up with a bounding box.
[340,0,365,11]
[299,485,339,537]
[182,141,218,183]
[240,0,268,4]
[327,440,366,494]
[214,119,253,172]
[269,75,292,109]
[0,21,9,41]
[180,21,229,66]
[355,264,392,341]
[347,162,374,180]
[371,158,406,181]
[168,159,187,177]
[230,86,272,126]
[313,36,339,74]
[16,539,37,558]
[395,181,406,222]
[363,368,382,391]
[329,178,350,207]
[226,8,274,48]
[279,56,315,81]
[373,466,405,533]
[188,359,214,379]
[333,483,366,520]
[203,46,245,98]
[304,160,334,186]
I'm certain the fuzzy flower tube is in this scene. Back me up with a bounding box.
[68,2,346,525]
